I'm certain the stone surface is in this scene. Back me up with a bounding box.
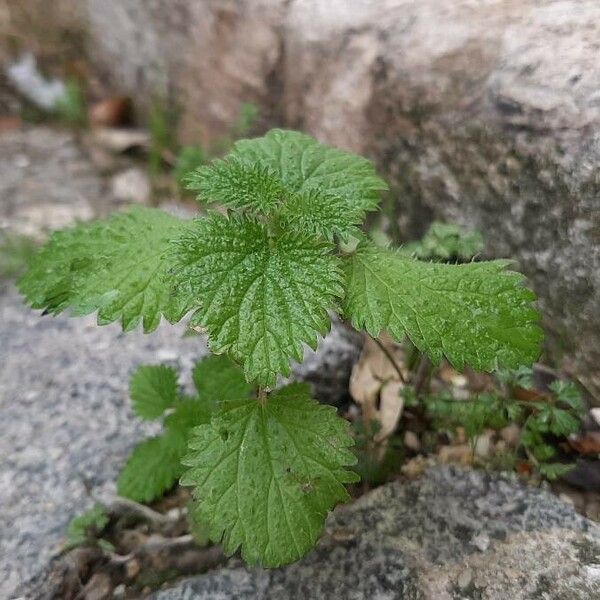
[0,1,85,71]
[0,127,109,240]
[85,0,287,144]
[0,287,209,599]
[289,318,363,408]
[84,0,600,398]
[110,167,151,204]
[153,467,600,600]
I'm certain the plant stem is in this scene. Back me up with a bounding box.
[371,336,406,384]
[412,355,431,397]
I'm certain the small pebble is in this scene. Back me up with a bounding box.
[126,558,141,579]
[472,532,490,552]
[404,431,420,452]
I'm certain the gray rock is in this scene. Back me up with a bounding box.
[290,318,363,408]
[0,127,111,240]
[84,0,600,398]
[86,0,287,144]
[110,167,151,204]
[0,287,208,598]
[153,467,600,600]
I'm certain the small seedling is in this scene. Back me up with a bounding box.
[418,369,584,479]
[66,504,113,551]
[20,129,543,566]
[148,102,178,175]
[401,221,484,263]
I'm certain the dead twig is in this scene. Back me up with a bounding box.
[107,535,226,581]
[100,496,181,532]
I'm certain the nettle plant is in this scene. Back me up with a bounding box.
[19,129,543,567]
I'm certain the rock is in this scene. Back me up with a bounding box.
[289,318,363,407]
[152,467,600,600]
[89,128,151,154]
[404,431,420,453]
[86,0,287,144]
[500,423,521,447]
[474,430,494,459]
[5,53,66,111]
[84,0,600,399]
[0,127,108,239]
[81,572,113,600]
[0,287,209,598]
[0,1,85,71]
[110,167,152,204]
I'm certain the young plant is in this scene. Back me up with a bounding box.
[401,221,484,263]
[416,369,584,479]
[19,129,543,566]
[118,357,253,503]
[65,504,112,551]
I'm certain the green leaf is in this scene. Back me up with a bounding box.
[171,213,343,387]
[187,159,286,214]
[98,539,115,553]
[510,366,535,389]
[232,129,387,213]
[119,397,212,503]
[181,383,358,567]
[188,499,211,548]
[548,407,581,437]
[66,504,109,548]
[549,380,585,413]
[400,221,484,262]
[130,365,178,420]
[192,355,254,404]
[117,434,187,503]
[538,462,574,481]
[188,129,387,239]
[279,188,363,241]
[18,206,192,332]
[164,397,213,436]
[343,243,542,372]
[521,424,556,461]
